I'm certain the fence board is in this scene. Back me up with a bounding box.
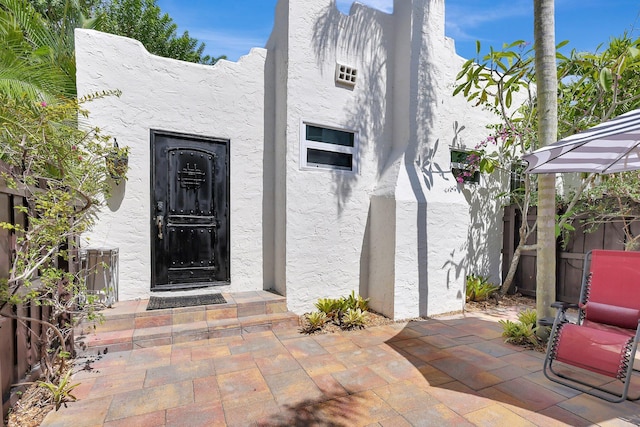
[0,315,12,422]
[0,180,58,420]
[0,193,9,279]
[14,305,28,389]
[502,205,640,303]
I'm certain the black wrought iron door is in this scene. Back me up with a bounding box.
[151,131,229,290]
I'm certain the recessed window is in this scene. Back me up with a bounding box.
[510,162,526,197]
[450,149,480,184]
[300,122,358,172]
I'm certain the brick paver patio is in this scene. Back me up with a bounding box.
[41,308,640,426]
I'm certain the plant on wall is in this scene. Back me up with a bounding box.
[105,138,129,184]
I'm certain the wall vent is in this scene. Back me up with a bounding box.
[335,63,357,88]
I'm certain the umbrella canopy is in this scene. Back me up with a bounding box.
[523,109,640,174]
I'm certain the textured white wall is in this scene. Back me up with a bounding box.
[75,29,267,300]
[384,0,503,318]
[280,0,396,314]
[75,0,505,316]
[266,0,290,297]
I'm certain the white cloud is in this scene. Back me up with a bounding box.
[445,0,531,41]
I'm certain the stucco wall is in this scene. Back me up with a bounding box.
[75,0,505,315]
[265,0,290,297]
[279,0,396,314]
[386,0,504,318]
[277,0,503,318]
[75,29,267,300]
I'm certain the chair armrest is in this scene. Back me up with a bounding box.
[551,302,578,311]
[548,302,579,326]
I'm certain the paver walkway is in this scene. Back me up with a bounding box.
[41,309,640,426]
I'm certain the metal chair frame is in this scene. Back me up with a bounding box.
[543,250,640,403]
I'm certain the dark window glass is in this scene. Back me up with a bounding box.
[450,150,469,163]
[510,163,525,193]
[306,125,354,147]
[307,149,352,170]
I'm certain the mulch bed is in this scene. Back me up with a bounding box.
[464,292,537,313]
[7,383,53,427]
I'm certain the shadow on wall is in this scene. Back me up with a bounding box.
[311,3,393,214]
[417,122,464,191]
[407,1,445,316]
[106,178,127,211]
[463,170,507,286]
[312,2,445,317]
[440,161,507,291]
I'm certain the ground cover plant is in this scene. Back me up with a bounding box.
[465,274,499,302]
[300,291,375,333]
[499,308,545,350]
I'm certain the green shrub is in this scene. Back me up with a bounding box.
[341,308,368,330]
[466,274,499,302]
[308,292,373,333]
[38,370,79,411]
[315,298,343,320]
[499,308,541,347]
[517,308,537,327]
[301,311,328,334]
[344,290,370,311]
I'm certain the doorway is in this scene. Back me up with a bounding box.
[150,131,229,290]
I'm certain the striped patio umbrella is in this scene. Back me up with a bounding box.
[523,109,640,174]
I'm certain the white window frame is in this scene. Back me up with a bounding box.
[299,120,359,173]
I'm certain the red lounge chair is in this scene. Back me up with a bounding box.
[543,249,640,402]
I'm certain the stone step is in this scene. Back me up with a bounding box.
[75,291,299,354]
[78,292,289,333]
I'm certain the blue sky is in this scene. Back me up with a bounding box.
[156,0,640,62]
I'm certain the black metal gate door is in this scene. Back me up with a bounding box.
[151,131,229,290]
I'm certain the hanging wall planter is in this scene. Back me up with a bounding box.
[105,138,129,184]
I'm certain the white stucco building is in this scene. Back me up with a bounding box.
[75,0,504,320]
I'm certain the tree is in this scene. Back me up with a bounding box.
[29,0,101,25]
[0,92,121,384]
[97,0,223,65]
[533,0,557,336]
[26,0,101,25]
[0,0,103,100]
[454,31,640,299]
[0,0,123,393]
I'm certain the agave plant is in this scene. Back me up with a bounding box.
[499,317,540,347]
[465,274,499,302]
[343,290,370,311]
[341,308,368,330]
[300,311,327,334]
[315,297,345,321]
[517,308,537,327]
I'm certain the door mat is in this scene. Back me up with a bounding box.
[147,294,226,310]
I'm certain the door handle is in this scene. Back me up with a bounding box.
[156,216,163,240]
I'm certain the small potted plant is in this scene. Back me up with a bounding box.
[105,138,129,184]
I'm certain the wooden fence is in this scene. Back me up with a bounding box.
[502,205,640,302]
[0,181,54,423]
